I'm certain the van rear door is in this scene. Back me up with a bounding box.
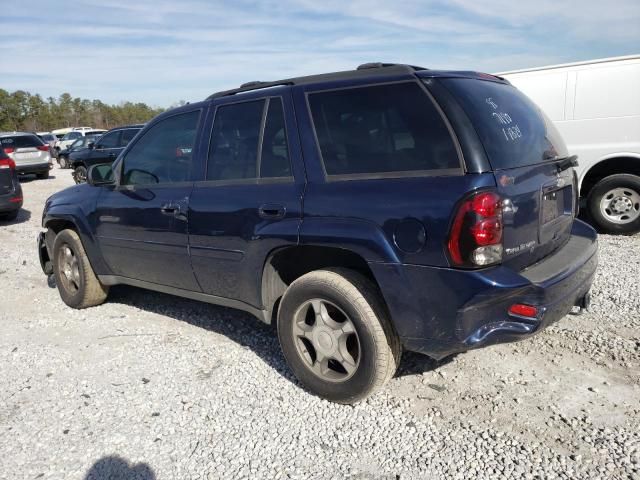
[439,77,577,270]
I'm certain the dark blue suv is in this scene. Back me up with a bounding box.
[38,63,597,403]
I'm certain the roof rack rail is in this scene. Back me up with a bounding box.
[207,80,294,100]
[357,62,427,71]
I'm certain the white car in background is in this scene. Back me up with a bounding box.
[498,55,640,234]
[55,128,107,156]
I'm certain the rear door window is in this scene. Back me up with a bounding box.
[308,82,460,178]
[206,97,292,181]
[440,78,568,170]
[97,131,120,149]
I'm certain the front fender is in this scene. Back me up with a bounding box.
[42,186,111,275]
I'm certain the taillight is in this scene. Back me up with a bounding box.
[448,190,503,268]
[37,145,50,152]
[3,147,15,154]
[0,158,16,170]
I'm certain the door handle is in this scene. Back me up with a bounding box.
[160,202,187,221]
[108,153,116,158]
[259,203,286,219]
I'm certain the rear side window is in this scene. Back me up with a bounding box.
[308,82,460,178]
[97,131,120,149]
[440,78,568,170]
[0,135,44,149]
[207,97,291,181]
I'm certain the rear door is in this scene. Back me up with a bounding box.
[188,90,304,308]
[94,109,203,290]
[440,77,576,269]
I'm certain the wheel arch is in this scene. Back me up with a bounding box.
[43,211,110,275]
[261,245,385,326]
[579,154,640,198]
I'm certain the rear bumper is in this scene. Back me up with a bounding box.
[16,161,51,174]
[0,190,23,213]
[371,220,598,360]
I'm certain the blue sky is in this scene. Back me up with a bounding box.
[2,0,639,107]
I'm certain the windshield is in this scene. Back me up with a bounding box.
[439,78,568,170]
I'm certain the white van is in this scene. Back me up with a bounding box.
[498,55,640,234]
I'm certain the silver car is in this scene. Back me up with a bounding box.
[0,132,52,179]
[37,132,59,158]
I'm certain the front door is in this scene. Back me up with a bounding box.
[188,91,305,308]
[94,109,203,291]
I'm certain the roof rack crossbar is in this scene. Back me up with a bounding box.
[356,62,428,71]
[207,80,294,100]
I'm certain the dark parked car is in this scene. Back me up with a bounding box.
[0,147,23,221]
[57,133,104,169]
[70,125,144,183]
[38,63,597,403]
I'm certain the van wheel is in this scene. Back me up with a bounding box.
[74,165,87,184]
[588,174,640,234]
[277,268,401,404]
[53,229,108,309]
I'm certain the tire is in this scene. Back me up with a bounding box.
[0,210,19,221]
[277,268,401,404]
[36,170,49,180]
[58,156,68,169]
[587,174,640,235]
[52,229,108,309]
[74,165,87,184]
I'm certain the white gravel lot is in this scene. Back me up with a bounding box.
[0,166,639,480]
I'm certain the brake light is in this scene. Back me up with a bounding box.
[9,196,22,203]
[3,147,15,154]
[37,145,50,152]
[0,158,16,170]
[448,191,503,267]
[508,304,538,318]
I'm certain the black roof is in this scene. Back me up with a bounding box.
[207,63,426,100]
[206,63,506,101]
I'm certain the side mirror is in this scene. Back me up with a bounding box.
[88,142,95,149]
[87,163,115,186]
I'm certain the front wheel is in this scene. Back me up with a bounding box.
[587,174,640,235]
[52,229,109,308]
[58,156,68,169]
[277,268,401,404]
[74,165,87,184]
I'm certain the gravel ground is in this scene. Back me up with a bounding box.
[1,166,639,480]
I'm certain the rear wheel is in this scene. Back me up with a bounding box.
[74,165,87,184]
[277,268,401,404]
[36,170,49,180]
[587,174,640,234]
[52,229,108,308]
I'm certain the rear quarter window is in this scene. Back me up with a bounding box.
[440,78,568,170]
[308,82,461,178]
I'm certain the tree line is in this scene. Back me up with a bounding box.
[0,89,169,132]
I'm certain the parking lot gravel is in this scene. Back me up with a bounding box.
[1,166,639,480]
